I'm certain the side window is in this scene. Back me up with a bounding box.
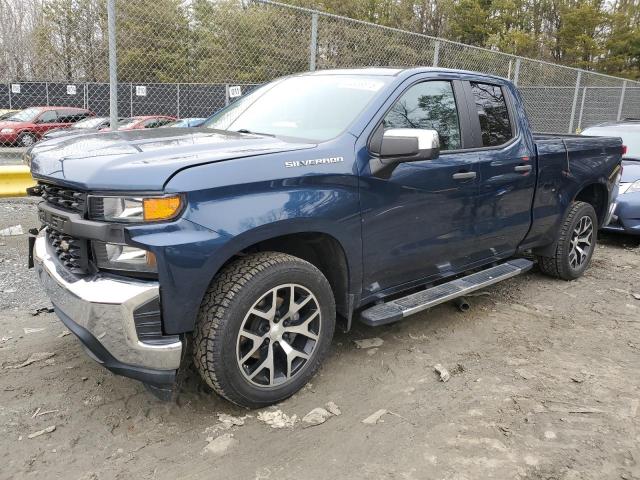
[38,110,58,123]
[156,118,173,126]
[72,112,90,122]
[383,81,461,151]
[470,82,513,147]
[144,119,159,128]
[58,110,81,123]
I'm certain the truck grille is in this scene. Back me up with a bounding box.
[41,183,87,214]
[46,228,90,274]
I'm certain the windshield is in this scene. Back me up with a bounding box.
[6,107,42,122]
[71,117,106,129]
[203,75,391,142]
[583,126,640,160]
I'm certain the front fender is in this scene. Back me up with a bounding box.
[128,175,362,335]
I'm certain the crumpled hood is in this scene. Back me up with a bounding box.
[621,160,640,183]
[29,127,315,191]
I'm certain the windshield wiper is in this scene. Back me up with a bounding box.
[234,128,275,137]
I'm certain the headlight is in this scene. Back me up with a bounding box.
[0,128,15,133]
[88,195,183,222]
[624,180,640,194]
[93,241,157,273]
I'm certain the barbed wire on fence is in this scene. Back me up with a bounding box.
[1,0,639,133]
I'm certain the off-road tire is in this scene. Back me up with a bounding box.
[537,201,598,280]
[193,251,335,408]
[18,132,37,147]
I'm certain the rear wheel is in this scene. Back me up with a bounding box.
[537,201,597,280]
[193,252,335,408]
[18,132,37,147]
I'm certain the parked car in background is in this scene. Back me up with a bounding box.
[101,115,176,131]
[160,118,206,128]
[0,109,18,120]
[582,120,640,235]
[41,116,119,141]
[0,106,94,147]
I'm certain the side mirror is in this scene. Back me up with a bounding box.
[369,128,440,177]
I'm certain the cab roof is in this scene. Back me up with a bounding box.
[303,66,508,83]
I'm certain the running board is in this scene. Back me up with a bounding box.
[360,258,533,326]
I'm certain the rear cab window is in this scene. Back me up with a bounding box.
[470,82,513,147]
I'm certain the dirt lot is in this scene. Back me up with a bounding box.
[1,197,639,480]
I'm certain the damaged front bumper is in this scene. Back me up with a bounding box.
[33,235,183,395]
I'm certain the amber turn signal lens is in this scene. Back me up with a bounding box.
[142,196,182,221]
[146,251,157,266]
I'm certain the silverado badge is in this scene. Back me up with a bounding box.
[284,156,344,168]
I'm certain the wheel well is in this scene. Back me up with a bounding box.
[575,183,607,226]
[228,233,352,330]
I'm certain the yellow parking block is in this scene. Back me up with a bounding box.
[0,165,36,198]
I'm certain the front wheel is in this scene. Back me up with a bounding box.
[537,201,598,280]
[18,132,37,147]
[193,252,336,408]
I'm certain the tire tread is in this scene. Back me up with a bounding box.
[193,252,332,407]
[536,201,596,280]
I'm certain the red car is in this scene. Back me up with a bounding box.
[101,115,176,131]
[0,106,94,147]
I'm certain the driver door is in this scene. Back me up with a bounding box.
[360,79,482,297]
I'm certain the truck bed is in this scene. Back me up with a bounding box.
[521,133,623,252]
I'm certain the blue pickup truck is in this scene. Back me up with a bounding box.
[28,68,623,407]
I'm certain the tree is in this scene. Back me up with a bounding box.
[116,0,190,82]
[31,0,107,81]
[280,0,640,79]
[600,0,640,79]
[0,0,638,82]
[0,0,44,81]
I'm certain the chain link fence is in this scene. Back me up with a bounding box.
[0,81,260,118]
[1,0,639,132]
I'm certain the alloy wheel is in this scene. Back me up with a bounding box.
[236,283,320,387]
[21,134,36,147]
[569,215,593,269]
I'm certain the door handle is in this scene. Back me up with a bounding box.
[514,165,532,173]
[452,171,477,180]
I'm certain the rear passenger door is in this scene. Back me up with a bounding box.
[465,81,536,258]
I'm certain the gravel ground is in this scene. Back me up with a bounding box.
[0,198,45,311]
[1,198,639,480]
